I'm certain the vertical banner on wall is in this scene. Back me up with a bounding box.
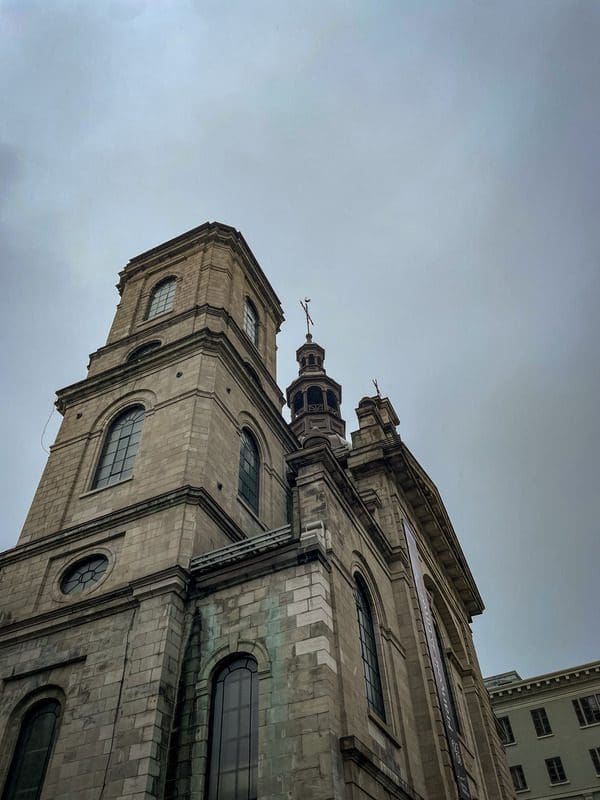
[404,519,472,800]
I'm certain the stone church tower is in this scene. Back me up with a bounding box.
[0,222,512,800]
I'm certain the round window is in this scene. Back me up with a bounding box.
[60,555,109,595]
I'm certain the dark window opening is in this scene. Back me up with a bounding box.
[238,429,259,513]
[545,757,566,784]
[293,392,304,414]
[531,707,552,737]
[573,694,600,726]
[307,386,324,412]
[244,300,259,346]
[498,716,515,745]
[355,575,385,720]
[308,354,315,365]
[206,657,258,800]
[3,699,61,800]
[510,765,528,792]
[326,390,338,411]
[244,363,261,388]
[127,340,161,362]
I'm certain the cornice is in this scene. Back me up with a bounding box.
[118,221,284,328]
[56,324,297,454]
[488,661,600,701]
[349,438,483,617]
[0,486,248,565]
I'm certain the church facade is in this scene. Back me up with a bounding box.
[0,222,513,800]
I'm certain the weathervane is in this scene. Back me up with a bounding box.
[300,297,314,338]
[372,378,381,398]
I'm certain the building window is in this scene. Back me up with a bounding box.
[3,699,61,800]
[238,429,259,513]
[60,555,109,595]
[93,406,145,489]
[243,300,259,346]
[206,656,258,800]
[573,694,600,726]
[355,575,386,720]
[292,391,304,414]
[326,390,338,411]
[307,386,324,411]
[434,623,462,734]
[590,747,600,775]
[510,765,528,792]
[146,277,176,320]
[545,757,567,784]
[127,340,161,362]
[498,715,515,745]
[531,707,552,737]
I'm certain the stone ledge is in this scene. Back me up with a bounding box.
[340,734,423,800]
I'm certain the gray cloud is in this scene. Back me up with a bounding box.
[1,0,598,678]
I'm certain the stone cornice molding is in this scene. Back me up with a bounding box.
[117,221,284,329]
[349,438,483,617]
[2,486,248,563]
[488,661,600,700]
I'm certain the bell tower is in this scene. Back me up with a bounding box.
[285,332,346,447]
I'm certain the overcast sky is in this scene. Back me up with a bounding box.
[1,0,599,679]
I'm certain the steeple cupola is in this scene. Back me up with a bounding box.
[286,333,346,447]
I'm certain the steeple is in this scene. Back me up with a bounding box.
[286,330,346,448]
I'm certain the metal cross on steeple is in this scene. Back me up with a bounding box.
[300,297,314,338]
[372,378,381,397]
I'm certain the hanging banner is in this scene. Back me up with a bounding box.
[404,519,471,800]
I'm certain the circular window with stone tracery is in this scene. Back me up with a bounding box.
[60,555,109,595]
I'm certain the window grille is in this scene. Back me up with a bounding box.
[93,406,144,489]
[510,765,528,792]
[206,657,258,800]
[243,300,258,346]
[146,278,176,320]
[355,576,385,720]
[531,707,552,737]
[545,756,567,784]
[238,429,259,512]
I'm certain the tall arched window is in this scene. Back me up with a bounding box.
[355,576,386,720]
[93,406,145,489]
[206,656,258,800]
[146,277,176,320]
[2,699,61,800]
[238,429,259,513]
[243,299,259,346]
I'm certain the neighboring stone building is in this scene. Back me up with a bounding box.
[0,221,513,800]
[486,662,600,800]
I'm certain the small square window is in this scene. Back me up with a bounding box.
[510,765,528,792]
[545,756,567,784]
[531,707,552,737]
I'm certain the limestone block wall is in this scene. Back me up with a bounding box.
[188,557,345,800]
[0,580,186,800]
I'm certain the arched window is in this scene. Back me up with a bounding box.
[2,699,61,800]
[293,391,304,414]
[243,299,259,346]
[355,576,386,720]
[93,406,145,489]
[307,386,324,411]
[434,623,462,734]
[146,278,176,320]
[238,429,260,512]
[326,390,338,411]
[206,656,258,800]
[127,340,161,362]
